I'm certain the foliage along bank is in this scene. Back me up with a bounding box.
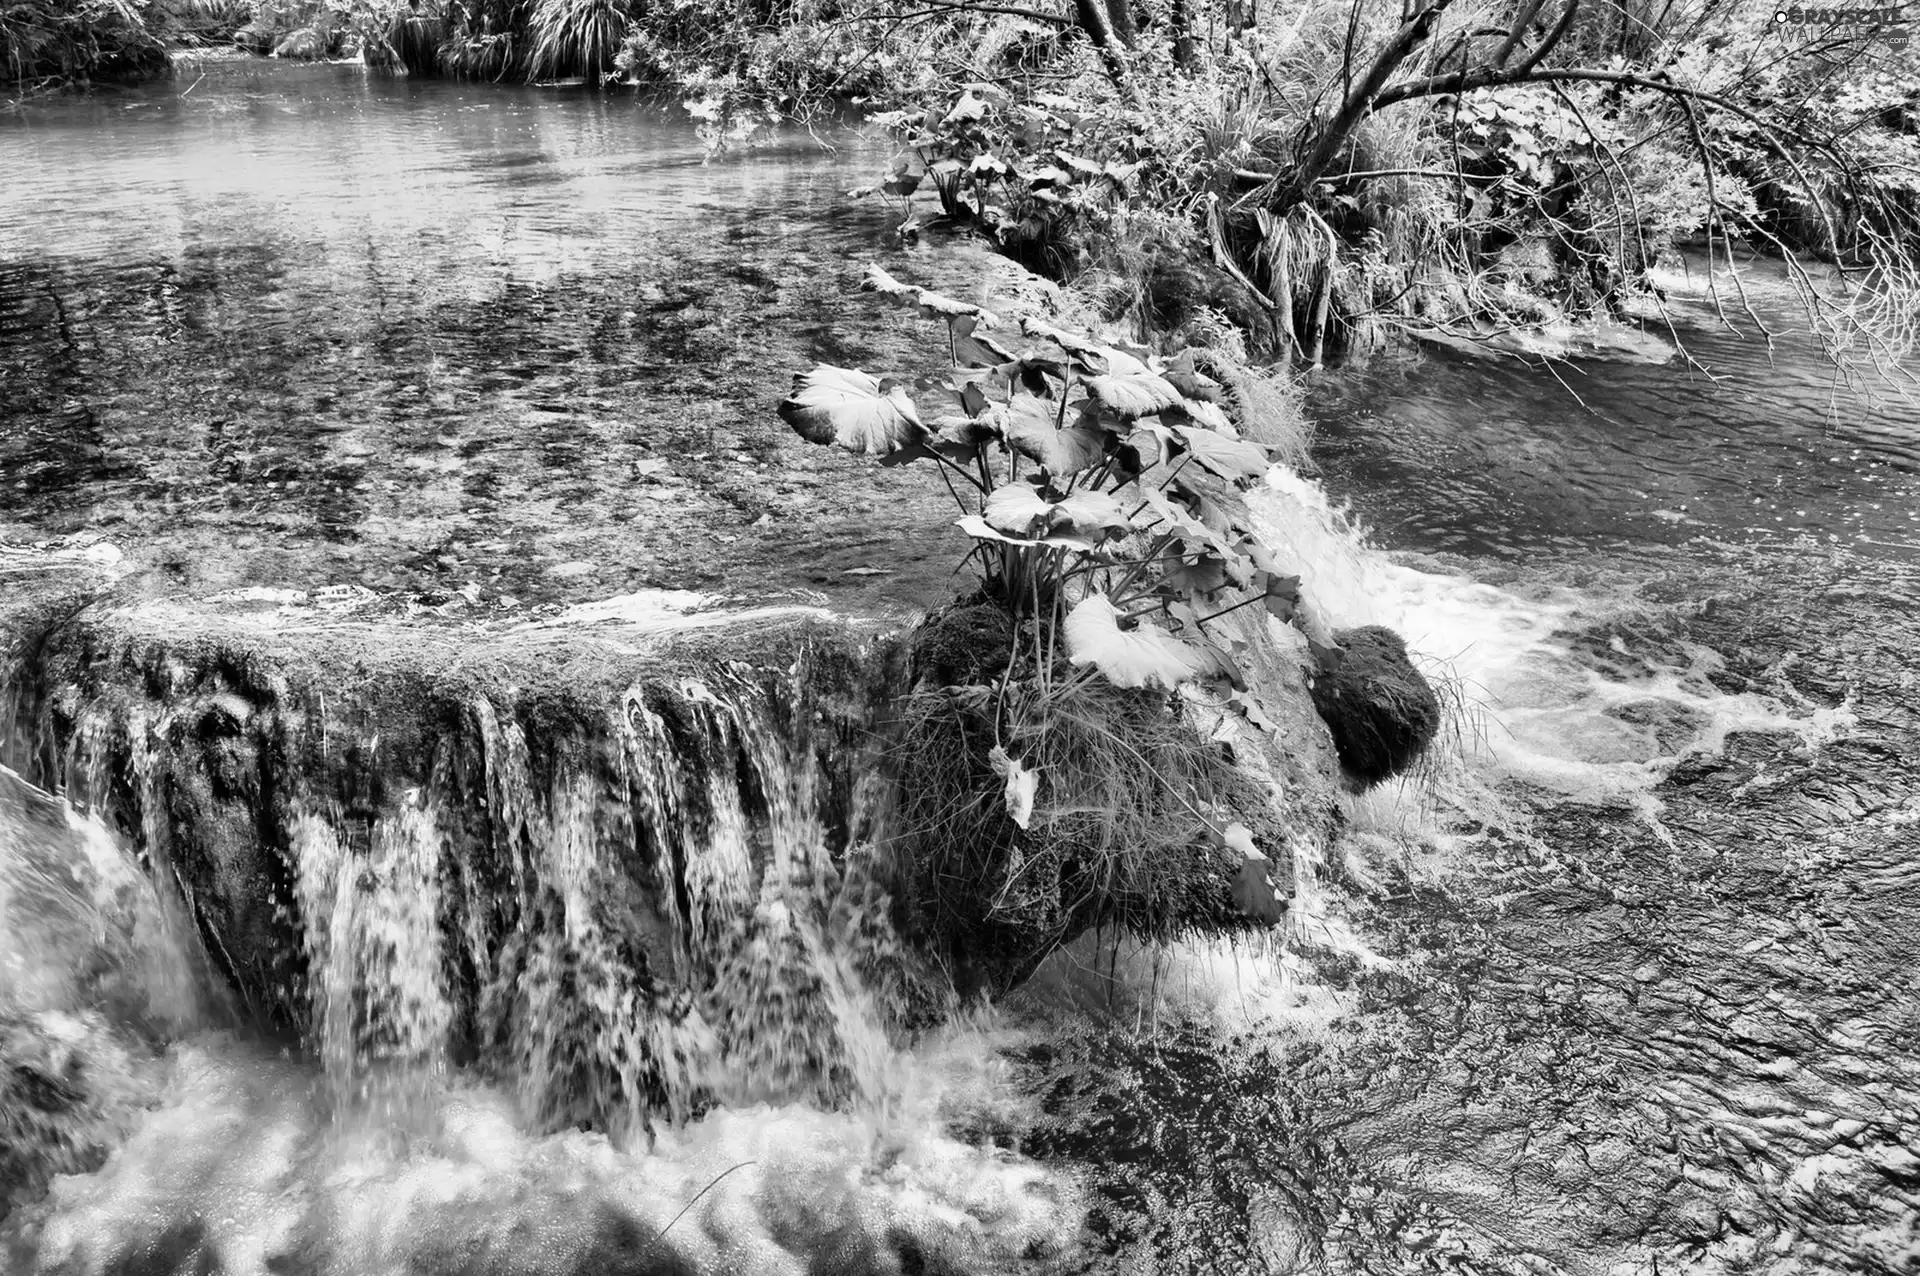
[18,0,1915,380]
[775,263,1446,982]
[839,1,1920,371]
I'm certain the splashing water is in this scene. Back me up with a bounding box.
[0,608,1085,1274]
[1252,465,1854,816]
[0,465,1884,1276]
[0,765,214,1227]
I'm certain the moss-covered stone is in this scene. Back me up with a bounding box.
[1309,625,1441,788]
[878,604,1342,997]
[903,599,1013,690]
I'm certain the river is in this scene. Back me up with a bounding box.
[2,58,1916,1276]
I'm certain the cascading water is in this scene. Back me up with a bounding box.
[0,764,216,1227]
[0,597,1079,1273]
[2,447,1910,1274]
[995,452,1918,1273]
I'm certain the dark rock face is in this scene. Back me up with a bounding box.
[1308,625,1441,788]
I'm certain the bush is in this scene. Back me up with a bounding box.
[779,265,1338,989]
[2,0,170,87]
[525,0,623,81]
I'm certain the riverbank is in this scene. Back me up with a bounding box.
[14,3,1915,375]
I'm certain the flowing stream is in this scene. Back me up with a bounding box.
[3,58,1917,1276]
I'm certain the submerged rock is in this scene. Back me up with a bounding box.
[1309,625,1441,788]
[0,1008,155,1228]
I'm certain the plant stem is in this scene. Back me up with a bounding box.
[1194,593,1267,626]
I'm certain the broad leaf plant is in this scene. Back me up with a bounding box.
[780,264,1322,920]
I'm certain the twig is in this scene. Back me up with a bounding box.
[662,1161,757,1237]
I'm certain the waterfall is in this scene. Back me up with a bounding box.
[0,594,1083,1274]
[0,601,914,1142]
[0,763,214,1227]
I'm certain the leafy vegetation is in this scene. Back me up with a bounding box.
[20,0,1914,383]
[839,2,1919,376]
[234,0,349,58]
[782,265,1321,978]
[2,0,169,88]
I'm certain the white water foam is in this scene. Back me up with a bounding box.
[1012,461,1865,1068]
[5,1016,1073,1276]
[0,693,1085,1275]
[1,460,1866,1276]
[1253,465,1854,819]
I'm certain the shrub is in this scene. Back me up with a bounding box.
[780,265,1330,986]
[525,0,623,82]
[1,0,170,86]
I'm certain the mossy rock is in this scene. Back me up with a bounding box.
[877,680,1291,997]
[903,600,1013,690]
[1309,625,1441,789]
[273,26,328,59]
[1147,259,1268,338]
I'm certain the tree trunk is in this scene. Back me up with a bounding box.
[1292,0,1458,201]
[1072,0,1144,107]
[1169,0,1198,69]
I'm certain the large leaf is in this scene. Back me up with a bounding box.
[863,264,999,326]
[915,288,996,324]
[1051,490,1132,539]
[879,413,1000,468]
[982,483,1052,534]
[1064,593,1222,691]
[1227,825,1286,924]
[1169,425,1270,482]
[988,745,1036,829]
[1160,350,1224,403]
[779,365,927,455]
[944,88,993,124]
[1134,487,1237,559]
[1085,371,1184,419]
[953,356,1062,401]
[1003,399,1106,474]
[1169,468,1253,537]
[1165,397,1235,433]
[951,315,1017,368]
[957,515,1102,553]
[984,483,1130,544]
[959,380,992,417]
[863,263,919,304]
[1018,317,1152,376]
[1257,570,1302,622]
[1160,551,1236,597]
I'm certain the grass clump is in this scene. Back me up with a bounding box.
[880,677,1282,993]
[525,0,624,82]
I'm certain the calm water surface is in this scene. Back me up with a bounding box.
[2,60,989,610]
[1308,293,1920,561]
